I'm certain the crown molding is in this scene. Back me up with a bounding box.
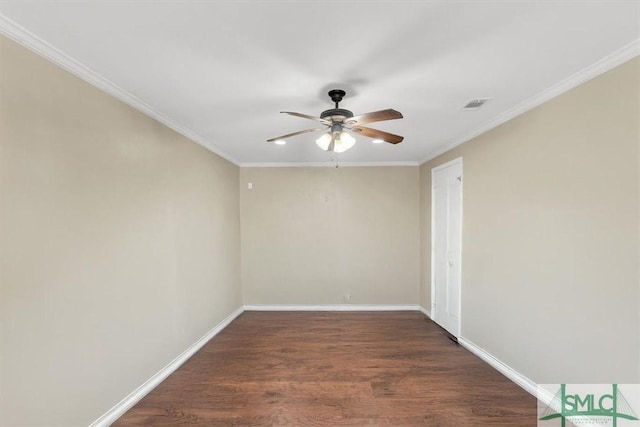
[419,38,640,165]
[0,14,240,166]
[240,161,420,168]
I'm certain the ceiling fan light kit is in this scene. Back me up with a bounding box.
[267,89,404,153]
[315,128,356,153]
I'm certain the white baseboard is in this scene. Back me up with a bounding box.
[457,336,540,399]
[418,306,431,318]
[243,304,421,311]
[90,305,548,426]
[89,306,245,427]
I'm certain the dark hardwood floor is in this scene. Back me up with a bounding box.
[114,311,537,426]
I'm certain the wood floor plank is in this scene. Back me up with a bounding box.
[114,312,537,426]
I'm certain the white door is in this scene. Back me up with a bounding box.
[431,158,462,337]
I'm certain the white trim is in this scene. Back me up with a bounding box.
[431,157,463,173]
[243,304,421,311]
[419,38,640,164]
[430,157,463,338]
[240,161,420,168]
[88,306,244,427]
[430,164,437,324]
[458,337,541,399]
[418,305,431,318]
[0,14,240,166]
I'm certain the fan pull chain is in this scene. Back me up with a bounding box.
[330,152,339,168]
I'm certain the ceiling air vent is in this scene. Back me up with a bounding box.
[463,98,490,110]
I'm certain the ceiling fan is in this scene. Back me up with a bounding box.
[267,89,404,153]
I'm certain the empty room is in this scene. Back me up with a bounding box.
[1,1,639,426]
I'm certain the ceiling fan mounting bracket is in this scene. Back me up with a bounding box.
[320,90,354,120]
[328,89,346,107]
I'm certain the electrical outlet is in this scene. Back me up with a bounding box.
[343,293,351,303]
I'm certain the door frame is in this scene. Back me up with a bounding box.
[430,157,463,337]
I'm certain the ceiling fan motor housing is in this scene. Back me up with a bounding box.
[320,108,354,121]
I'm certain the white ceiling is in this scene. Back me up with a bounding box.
[1,1,639,165]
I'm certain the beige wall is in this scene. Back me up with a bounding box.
[420,57,640,383]
[0,35,242,426]
[240,167,420,305]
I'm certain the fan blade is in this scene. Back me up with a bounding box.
[267,128,324,143]
[282,111,332,125]
[351,126,404,144]
[344,109,402,126]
